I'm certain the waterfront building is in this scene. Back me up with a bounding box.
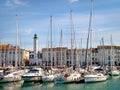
[98,46,120,66]
[42,47,68,67]
[91,48,98,65]
[29,51,42,66]
[42,47,96,67]
[76,48,98,66]
[0,44,29,67]
[41,45,120,67]
[66,49,81,67]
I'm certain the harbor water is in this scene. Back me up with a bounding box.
[0,76,119,90]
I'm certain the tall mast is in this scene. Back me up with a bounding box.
[80,38,82,66]
[46,26,50,67]
[50,16,53,68]
[110,35,114,69]
[15,14,19,68]
[99,39,102,65]
[101,37,105,66]
[59,29,63,67]
[85,0,93,68]
[70,10,74,67]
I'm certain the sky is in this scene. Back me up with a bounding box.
[0,0,120,51]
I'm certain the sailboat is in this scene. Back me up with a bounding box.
[22,67,44,82]
[54,10,81,84]
[54,64,81,84]
[42,16,57,82]
[109,35,120,76]
[84,0,108,83]
[0,15,23,83]
[0,66,22,83]
[109,67,120,76]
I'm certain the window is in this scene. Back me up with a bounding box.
[62,53,64,56]
[108,56,110,60]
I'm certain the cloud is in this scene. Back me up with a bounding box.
[6,0,27,7]
[69,0,79,3]
[24,28,33,35]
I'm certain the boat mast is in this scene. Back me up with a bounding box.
[19,30,24,66]
[110,35,114,70]
[85,0,93,68]
[59,29,63,67]
[99,39,102,65]
[101,37,105,67]
[15,14,19,68]
[46,28,50,67]
[80,38,82,66]
[70,10,74,67]
[50,16,53,68]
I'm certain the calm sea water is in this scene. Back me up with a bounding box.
[0,76,120,90]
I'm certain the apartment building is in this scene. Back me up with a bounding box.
[0,44,29,66]
[41,45,120,67]
[29,51,42,66]
[97,46,120,66]
[42,47,68,67]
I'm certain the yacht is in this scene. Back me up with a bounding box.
[42,74,56,82]
[54,71,81,84]
[0,66,22,83]
[42,70,58,82]
[22,68,44,82]
[109,66,120,76]
[84,72,108,83]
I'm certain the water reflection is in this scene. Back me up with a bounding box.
[0,77,120,90]
[41,82,54,87]
[22,82,42,88]
[84,81,108,90]
[111,76,120,80]
[107,76,120,90]
[0,81,24,90]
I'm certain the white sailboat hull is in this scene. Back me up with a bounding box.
[22,76,42,82]
[84,74,108,83]
[54,73,81,84]
[22,68,43,82]
[0,72,22,83]
[110,70,120,76]
[42,74,56,82]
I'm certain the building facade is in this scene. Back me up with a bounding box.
[42,47,68,67]
[29,51,42,66]
[97,46,120,66]
[41,46,120,67]
[0,44,29,67]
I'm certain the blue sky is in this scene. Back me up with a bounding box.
[0,0,120,51]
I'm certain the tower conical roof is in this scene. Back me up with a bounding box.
[33,34,38,39]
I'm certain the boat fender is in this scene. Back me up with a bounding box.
[64,74,68,78]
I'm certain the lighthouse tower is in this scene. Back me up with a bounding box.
[33,34,38,65]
